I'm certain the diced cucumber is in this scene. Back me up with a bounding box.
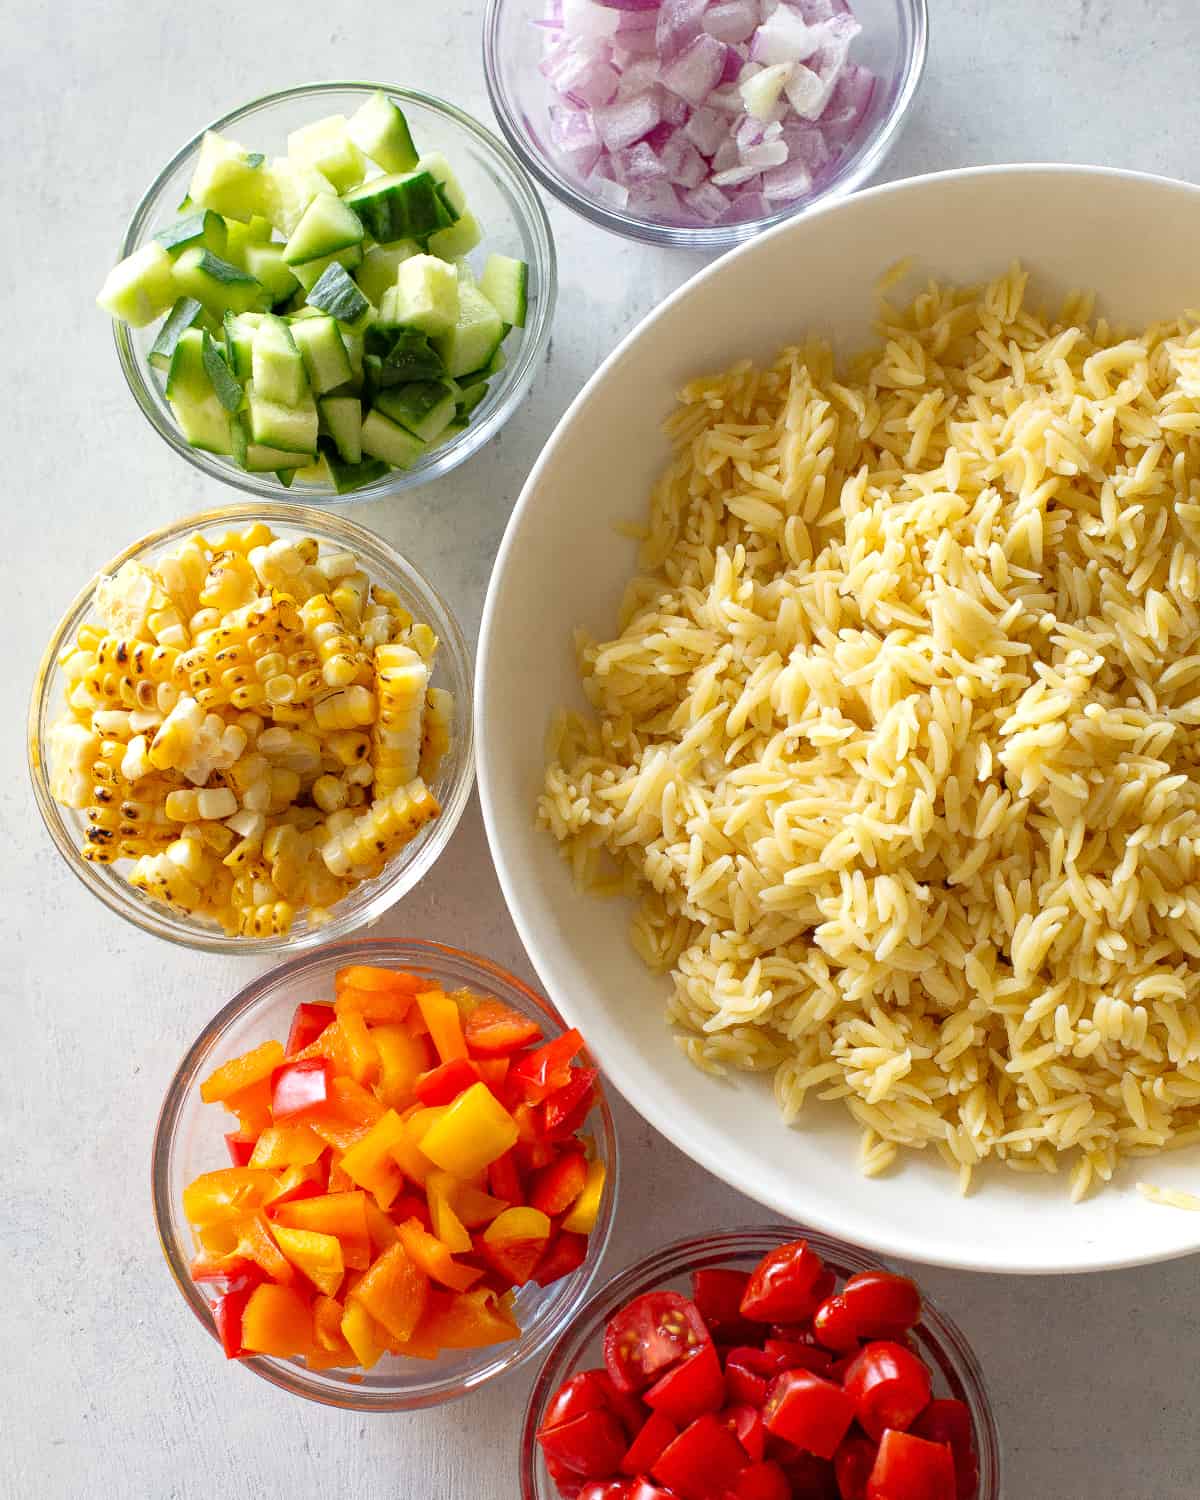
[231,415,312,472]
[287,115,367,195]
[343,330,365,390]
[292,453,335,486]
[96,242,177,326]
[243,243,299,303]
[224,310,264,379]
[346,92,419,174]
[275,468,295,486]
[319,440,391,493]
[189,132,271,222]
[374,379,458,444]
[344,169,445,244]
[155,209,228,258]
[251,315,307,406]
[246,381,318,453]
[360,409,426,469]
[165,329,234,453]
[149,298,206,370]
[479,253,529,330]
[455,378,489,419]
[318,395,363,463]
[306,261,373,328]
[173,247,270,315]
[201,330,244,412]
[416,151,468,216]
[291,315,352,395]
[433,281,505,378]
[353,241,420,306]
[292,244,364,293]
[262,157,336,238]
[222,215,274,267]
[427,210,483,261]
[363,326,446,387]
[379,253,460,337]
[283,193,364,266]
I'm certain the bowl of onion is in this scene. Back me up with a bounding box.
[483,0,928,250]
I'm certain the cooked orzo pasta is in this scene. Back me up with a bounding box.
[538,264,1200,1199]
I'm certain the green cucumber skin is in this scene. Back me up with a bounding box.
[306,262,371,326]
[149,298,206,370]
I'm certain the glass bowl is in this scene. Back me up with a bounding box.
[483,0,928,251]
[111,81,557,503]
[521,1226,1002,1498]
[27,503,474,954]
[152,938,620,1410]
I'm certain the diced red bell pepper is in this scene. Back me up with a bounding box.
[510,1028,585,1104]
[645,1341,726,1427]
[530,1150,590,1216]
[534,1230,590,1287]
[479,1205,553,1287]
[211,1272,265,1359]
[415,1056,482,1106]
[286,1002,335,1056]
[763,1369,856,1461]
[543,1067,598,1139]
[271,1058,333,1122]
[539,1408,629,1480]
[620,1411,679,1477]
[652,1413,749,1500]
[464,998,544,1056]
[865,1430,955,1500]
[722,1404,767,1464]
[488,1147,524,1204]
[224,1132,256,1166]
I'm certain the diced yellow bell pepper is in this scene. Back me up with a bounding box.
[272,1225,346,1297]
[249,1124,326,1169]
[340,1296,385,1369]
[451,1180,510,1228]
[372,1023,433,1110]
[426,1172,472,1254]
[387,1112,436,1187]
[200,1040,284,1104]
[338,1109,408,1209]
[415,988,468,1063]
[418,1083,519,1179]
[482,1205,552,1247]
[562,1157,607,1234]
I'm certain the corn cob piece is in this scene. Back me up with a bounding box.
[372,643,428,800]
[320,779,440,880]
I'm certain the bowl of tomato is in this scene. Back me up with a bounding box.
[522,1227,1000,1500]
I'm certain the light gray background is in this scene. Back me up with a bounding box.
[4,1,1200,1496]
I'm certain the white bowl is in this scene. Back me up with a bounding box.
[477,165,1200,1274]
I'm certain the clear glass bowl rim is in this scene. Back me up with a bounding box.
[151,936,621,1410]
[113,79,558,504]
[520,1224,1002,1498]
[482,0,929,251]
[27,501,476,954]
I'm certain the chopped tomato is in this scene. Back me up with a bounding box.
[724,1347,786,1408]
[285,1002,334,1056]
[626,1484,675,1500]
[620,1411,679,1477]
[651,1413,749,1500]
[865,1430,955,1500]
[740,1240,824,1323]
[763,1338,835,1377]
[840,1273,922,1341]
[604,1291,711,1393]
[813,1295,862,1353]
[834,1434,879,1500]
[578,1484,633,1500]
[722,1403,767,1462]
[763,1369,856,1461]
[777,1449,839,1498]
[727,1460,791,1500]
[843,1343,932,1442]
[539,1408,628,1480]
[542,1370,622,1434]
[510,1028,585,1103]
[645,1341,725,1426]
[691,1267,752,1338]
[464,998,543,1056]
[911,1400,977,1500]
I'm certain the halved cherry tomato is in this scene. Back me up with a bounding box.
[579,1484,633,1500]
[651,1413,749,1500]
[535,1230,590,1287]
[627,1483,674,1500]
[530,1151,590,1216]
[865,1430,955,1500]
[691,1268,752,1338]
[777,1449,839,1499]
[510,1029,584,1103]
[813,1295,862,1353]
[539,1408,628,1480]
[834,1434,879,1500]
[724,1347,785,1408]
[645,1340,725,1426]
[763,1369,856,1461]
[464,998,543,1056]
[286,1002,334,1056]
[543,1067,598,1139]
[271,1058,333,1121]
[542,1371,616,1434]
[740,1240,824,1323]
[620,1411,679,1477]
[727,1459,791,1500]
[414,1057,481,1106]
[604,1291,711,1393]
[546,1450,586,1500]
[842,1343,932,1442]
[911,1400,976,1500]
[840,1273,922,1342]
[721,1403,767,1463]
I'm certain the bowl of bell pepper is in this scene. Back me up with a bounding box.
[153,938,618,1409]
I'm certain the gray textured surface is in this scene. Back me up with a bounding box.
[4,1,1200,1496]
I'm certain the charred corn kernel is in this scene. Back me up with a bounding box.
[321,779,440,879]
[238,901,296,936]
[331,571,369,628]
[197,787,238,820]
[326,730,370,767]
[419,689,453,783]
[268,768,301,811]
[200,551,257,612]
[300,594,372,688]
[345,761,374,788]
[49,722,100,808]
[120,734,153,783]
[312,774,348,813]
[165,789,200,821]
[405,624,438,663]
[314,686,377,731]
[316,549,358,582]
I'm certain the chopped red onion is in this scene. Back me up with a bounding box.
[750,5,823,64]
[739,138,788,169]
[656,0,709,62]
[593,0,661,8]
[712,161,762,186]
[718,187,769,222]
[684,181,731,221]
[562,0,622,38]
[660,89,690,125]
[703,0,760,43]
[683,105,728,155]
[762,157,813,198]
[627,179,682,216]
[660,131,709,186]
[660,34,729,104]
[593,91,663,148]
[589,173,630,208]
[548,104,604,175]
[612,140,669,184]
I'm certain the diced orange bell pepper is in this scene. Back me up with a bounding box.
[304,1077,385,1151]
[452,1180,510,1229]
[249,1125,326,1169]
[223,1076,275,1135]
[327,1157,355,1193]
[295,1016,378,1087]
[195,1212,295,1286]
[335,972,418,1025]
[425,1173,472,1254]
[312,1295,352,1353]
[562,1157,607,1234]
[200,1040,285,1104]
[336,964,424,997]
[463,999,543,1057]
[382,1323,442,1361]
[338,1110,408,1209]
[418,1083,519,1179]
[270,1190,372,1270]
[475,1057,510,1090]
[479,1206,552,1285]
[419,1287,520,1349]
[350,1242,429,1343]
[183,1168,279,1228]
[372,1023,433,1110]
[241,1283,314,1358]
[363,1197,400,1255]
[272,1225,345,1297]
[264,1163,326,1209]
[340,1297,385,1369]
[415,988,468,1064]
[397,1217,483,1293]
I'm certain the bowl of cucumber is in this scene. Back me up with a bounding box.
[103,82,556,503]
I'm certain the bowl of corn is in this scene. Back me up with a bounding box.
[28,502,473,952]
